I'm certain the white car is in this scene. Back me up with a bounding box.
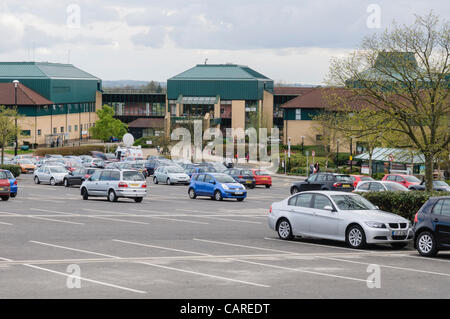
[268,191,413,249]
[153,166,191,185]
[80,169,147,202]
[355,181,409,192]
[34,166,69,186]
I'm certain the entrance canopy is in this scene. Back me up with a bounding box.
[355,147,425,164]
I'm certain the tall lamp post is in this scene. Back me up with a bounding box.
[350,137,353,172]
[301,136,305,156]
[13,80,19,156]
[336,138,340,172]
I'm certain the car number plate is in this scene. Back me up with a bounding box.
[245,181,252,184]
[392,230,406,236]
[130,183,139,187]
[342,185,351,188]
[235,192,243,195]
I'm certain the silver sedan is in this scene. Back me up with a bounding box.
[268,191,413,249]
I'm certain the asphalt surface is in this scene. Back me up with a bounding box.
[0,174,449,299]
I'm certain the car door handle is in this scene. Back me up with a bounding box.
[433,218,439,222]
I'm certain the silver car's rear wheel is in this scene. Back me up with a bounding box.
[346,225,366,249]
[50,178,56,186]
[277,219,294,240]
[34,176,40,184]
[108,190,118,202]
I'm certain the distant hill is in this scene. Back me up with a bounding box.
[103,80,167,89]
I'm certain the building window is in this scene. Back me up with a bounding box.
[21,130,31,136]
[316,135,323,142]
[74,125,78,132]
[53,128,57,134]
[60,127,64,133]
[295,109,301,120]
[68,126,72,132]
[37,129,42,136]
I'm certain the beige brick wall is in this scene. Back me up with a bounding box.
[231,100,245,129]
[262,90,273,129]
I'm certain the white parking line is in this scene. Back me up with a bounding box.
[82,208,129,216]
[194,216,262,224]
[144,216,209,225]
[0,256,145,294]
[138,261,270,288]
[113,239,211,256]
[0,221,13,225]
[193,238,297,255]
[318,256,450,278]
[264,237,368,252]
[232,259,368,283]
[27,216,84,225]
[87,216,149,225]
[29,241,119,259]
[30,208,76,216]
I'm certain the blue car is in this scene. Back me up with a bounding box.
[188,173,247,201]
[2,170,17,197]
[185,166,217,178]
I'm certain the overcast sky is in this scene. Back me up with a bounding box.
[0,0,448,84]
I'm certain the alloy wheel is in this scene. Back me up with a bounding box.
[348,228,363,247]
[418,234,433,254]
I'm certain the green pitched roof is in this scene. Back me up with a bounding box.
[0,62,100,80]
[169,64,270,81]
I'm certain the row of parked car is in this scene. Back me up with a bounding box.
[290,173,450,194]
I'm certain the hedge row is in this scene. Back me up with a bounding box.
[0,165,21,177]
[34,145,106,157]
[359,191,444,221]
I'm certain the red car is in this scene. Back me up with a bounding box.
[382,174,421,188]
[350,175,375,188]
[251,169,272,188]
[0,171,11,201]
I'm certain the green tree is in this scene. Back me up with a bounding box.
[0,106,21,164]
[327,13,450,190]
[89,105,128,142]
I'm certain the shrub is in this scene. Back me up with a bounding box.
[372,173,385,180]
[359,191,443,221]
[34,145,106,157]
[0,165,21,177]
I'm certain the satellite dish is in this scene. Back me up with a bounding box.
[122,133,134,147]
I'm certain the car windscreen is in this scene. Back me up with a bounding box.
[214,175,236,183]
[122,171,145,181]
[167,167,184,173]
[49,167,67,173]
[331,195,377,210]
[385,183,408,191]
[361,176,374,181]
[240,170,252,176]
[335,175,353,183]
[0,172,8,179]
[434,181,448,187]
[255,170,271,176]
[404,175,420,182]
[19,159,33,164]
[4,171,14,179]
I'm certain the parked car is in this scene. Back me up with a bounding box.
[153,166,191,185]
[145,159,173,176]
[290,173,354,194]
[223,168,256,189]
[382,174,421,188]
[414,196,450,257]
[16,159,36,173]
[188,173,247,201]
[350,175,375,188]
[251,169,272,188]
[80,169,147,202]
[355,181,409,192]
[1,170,17,198]
[268,191,413,249]
[409,180,450,192]
[33,166,69,185]
[84,158,105,169]
[63,168,98,187]
[0,170,11,201]
[185,166,217,178]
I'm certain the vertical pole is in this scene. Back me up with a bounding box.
[14,82,18,156]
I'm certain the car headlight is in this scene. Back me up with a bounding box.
[365,222,386,229]
[222,184,230,190]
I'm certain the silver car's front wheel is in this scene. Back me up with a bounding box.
[277,219,294,240]
[50,178,56,186]
[346,225,366,249]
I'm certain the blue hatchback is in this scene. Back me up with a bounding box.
[2,170,17,197]
[188,173,247,201]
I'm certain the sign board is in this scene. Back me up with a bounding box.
[287,138,291,158]
[312,150,315,157]
[361,165,370,174]
[146,140,153,145]
[305,151,309,157]
[349,155,353,161]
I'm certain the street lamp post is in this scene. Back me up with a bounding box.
[13,80,19,156]
[350,137,353,172]
[301,136,305,156]
[336,138,340,172]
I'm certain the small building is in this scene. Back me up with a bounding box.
[0,62,102,146]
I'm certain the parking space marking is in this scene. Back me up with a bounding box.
[318,256,450,278]
[264,237,368,252]
[86,216,149,225]
[0,256,146,294]
[27,216,84,225]
[82,208,130,216]
[29,241,120,259]
[0,221,13,225]
[403,254,450,263]
[232,259,369,283]
[143,216,209,225]
[138,261,270,288]
[30,208,76,216]
[193,238,297,255]
[193,216,262,224]
[113,239,212,256]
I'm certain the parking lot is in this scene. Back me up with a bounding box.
[0,174,449,299]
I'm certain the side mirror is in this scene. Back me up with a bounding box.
[323,205,334,211]
[210,180,216,184]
